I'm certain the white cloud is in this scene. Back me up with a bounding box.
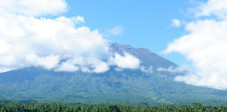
[165,0,227,90]
[140,66,153,74]
[74,16,85,24]
[26,53,59,70]
[196,0,227,18]
[156,65,191,73]
[105,25,124,36]
[0,68,12,73]
[0,0,67,16]
[93,61,109,73]
[110,52,140,69]
[55,61,79,72]
[171,19,181,27]
[0,0,142,74]
[115,67,123,72]
[56,16,85,26]
[0,14,110,73]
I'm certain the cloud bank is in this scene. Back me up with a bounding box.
[0,0,142,73]
[165,0,227,90]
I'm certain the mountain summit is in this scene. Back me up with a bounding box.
[110,43,176,69]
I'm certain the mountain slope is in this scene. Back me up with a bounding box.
[0,43,226,105]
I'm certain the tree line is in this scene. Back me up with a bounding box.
[0,102,226,112]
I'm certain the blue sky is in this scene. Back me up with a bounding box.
[62,0,196,65]
[1,0,226,89]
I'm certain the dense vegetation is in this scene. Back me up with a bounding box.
[1,67,227,105]
[0,102,226,112]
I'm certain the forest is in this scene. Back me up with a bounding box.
[0,102,226,112]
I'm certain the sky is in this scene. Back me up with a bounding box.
[0,0,227,90]
[64,0,194,65]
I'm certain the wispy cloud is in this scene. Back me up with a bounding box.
[105,25,124,36]
[157,65,191,73]
[171,19,181,27]
[140,66,153,74]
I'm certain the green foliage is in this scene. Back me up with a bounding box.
[0,68,227,105]
[0,102,226,112]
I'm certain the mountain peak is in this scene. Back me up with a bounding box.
[110,43,177,68]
